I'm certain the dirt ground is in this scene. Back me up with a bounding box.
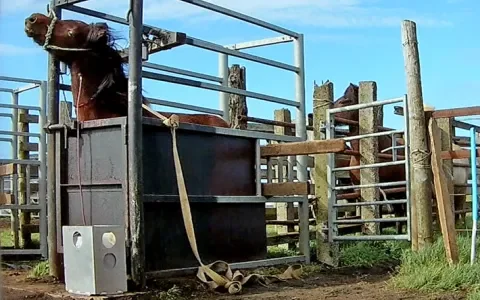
[0,263,466,300]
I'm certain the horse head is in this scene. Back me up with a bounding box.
[332,83,359,122]
[24,12,115,63]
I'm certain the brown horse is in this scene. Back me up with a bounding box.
[332,83,468,228]
[24,12,229,127]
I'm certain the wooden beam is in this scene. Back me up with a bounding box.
[260,139,345,157]
[0,164,16,176]
[0,193,14,205]
[428,118,459,265]
[441,149,480,160]
[432,106,480,119]
[262,182,314,196]
[21,224,39,234]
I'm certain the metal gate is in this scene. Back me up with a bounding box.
[325,95,412,242]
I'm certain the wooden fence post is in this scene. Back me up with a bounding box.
[312,81,338,266]
[358,81,380,235]
[18,109,33,248]
[402,20,434,250]
[228,64,247,129]
[273,109,296,250]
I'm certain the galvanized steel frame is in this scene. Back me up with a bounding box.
[50,0,308,285]
[326,95,412,242]
[0,75,48,259]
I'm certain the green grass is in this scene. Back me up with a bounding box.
[28,261,49,278]
[389,233,480,298]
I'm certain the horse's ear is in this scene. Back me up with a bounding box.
[87,22,110,45]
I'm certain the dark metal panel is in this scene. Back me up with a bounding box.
[59,119,267,271]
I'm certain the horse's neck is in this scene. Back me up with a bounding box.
[70,61,121,121]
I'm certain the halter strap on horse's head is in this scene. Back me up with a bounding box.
[42,7,91,52]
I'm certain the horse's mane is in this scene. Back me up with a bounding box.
[83,22,149,105]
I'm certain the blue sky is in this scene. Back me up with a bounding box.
[0,0,479,159]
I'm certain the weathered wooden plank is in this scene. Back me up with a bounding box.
[0,193,14,205]
[260,139,345,157]
[0,164,16,177]
[262,182,314,196]
[429,118,459,265]
[432,106,480,119]
[441,149,480,160]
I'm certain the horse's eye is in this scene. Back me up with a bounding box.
[67,30,74,37]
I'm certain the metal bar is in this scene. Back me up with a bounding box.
[128,0,146,288]
[11,91,19,250]
[0,88,14,93]
[218,53,229,121]
[0,249,42,255]
[46,2,61,278]
[329,97,404,114]
[333,160,406,172]
[59,84,71,91]
[54,0,87,7]
[143,195,303,203]
[294,34,310,264]
[403,95,412,241]
[453,120,480,134]
[38,81,48,260]
[326,106,337,243]
[255,140,262,196]
[0,103,41,111]
[0,131,41,138]
[334,235,410,241]
[0,159,40,166]
[333,199,408,207]
[471,126,478,265]
[145,97,222,115]
[179,0,299,37]
[185,37,298,72]
[0,76,42,84]
[14,83,40,94]
[146,255,306,278]
[333,181,407,191]
[142,70,299,107]
[342,129,404,141]
[334,217,408,224]
[143,62,222,83]
[0,113,13,119]
[225,35,294,50]
[0,138,12,143]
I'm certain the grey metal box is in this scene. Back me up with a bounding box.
[62,225,127,296]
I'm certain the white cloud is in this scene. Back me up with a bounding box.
[1,0,452,29]
[0,44,40,56]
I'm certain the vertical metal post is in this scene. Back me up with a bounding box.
[11,92,19,249]
[47,1,62,279]
[39,81,48,259]
[326,110,337,243]
[403,95,412,241]
[128,0,146,289]
[293,34,310,263]
[255,139,261,196]
[218,53,229,122]
[471,127,478,265]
